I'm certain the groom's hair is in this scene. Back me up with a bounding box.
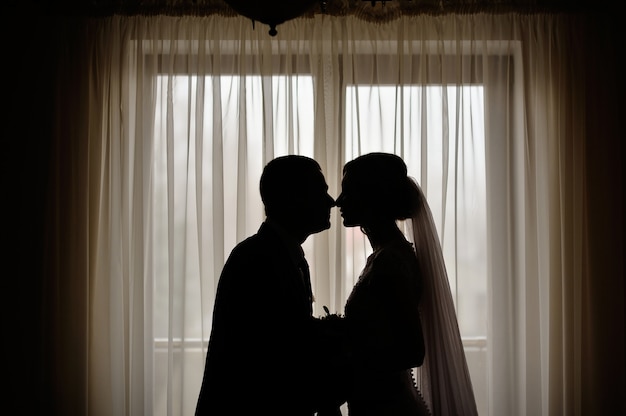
[260,155,322,218]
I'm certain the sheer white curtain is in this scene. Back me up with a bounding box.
[46,12,600,416]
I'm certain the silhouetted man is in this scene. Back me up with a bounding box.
[195,155,346,416]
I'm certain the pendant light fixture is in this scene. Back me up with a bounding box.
[223,0,320,36]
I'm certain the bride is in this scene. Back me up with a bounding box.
[333,152,478,416]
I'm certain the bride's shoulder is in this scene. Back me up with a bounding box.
[370,241,418,275]
[375,239,415,259]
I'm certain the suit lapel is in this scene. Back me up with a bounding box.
[297,258,313,315]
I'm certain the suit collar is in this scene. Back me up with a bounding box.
[260,219,305,268]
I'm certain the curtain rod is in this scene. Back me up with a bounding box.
[11,0,596,19]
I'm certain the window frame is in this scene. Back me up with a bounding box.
[144,39,523,416]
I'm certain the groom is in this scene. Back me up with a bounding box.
[195,155,347,416]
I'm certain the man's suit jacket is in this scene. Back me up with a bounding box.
[195,222,328,416]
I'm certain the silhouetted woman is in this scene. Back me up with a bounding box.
[335,153,478,416]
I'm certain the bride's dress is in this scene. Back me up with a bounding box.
[344,239,431,416]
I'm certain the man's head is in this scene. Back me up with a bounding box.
[260,155,335,242]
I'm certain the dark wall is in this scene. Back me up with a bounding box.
[5,15,55,415]
[582,13,626,414]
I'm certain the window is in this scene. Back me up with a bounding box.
[148,46,511,416]
[151,73,316,413]
[344,84,488,414]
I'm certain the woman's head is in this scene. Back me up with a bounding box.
[336,152,421,227]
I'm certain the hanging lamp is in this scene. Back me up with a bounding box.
[223,0,320,36]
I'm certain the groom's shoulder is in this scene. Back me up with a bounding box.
[229,225,276,257]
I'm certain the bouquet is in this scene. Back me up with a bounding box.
[314,306,351,415]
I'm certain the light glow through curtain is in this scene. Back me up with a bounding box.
[46,12,596,416]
